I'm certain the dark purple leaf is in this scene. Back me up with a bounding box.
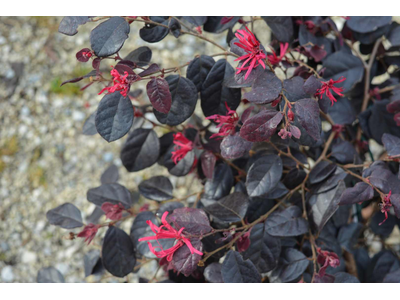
[240,110,283,142]
[95,92,134,142]
[262,17,293,43]
[146,77,172,114]
[61,70,97,86]
[331,141,359,164]
[154,75,197,126]
[84,250,103,277]
[339,182,374,205]
[328,97,356,125]
[391,194,400,219]
[163,146,195,177]
[337,223,363,252]
[100,164,119,184]
[168,18,181,38]
[334,272,360,283]
[124,46,152,67]
[120,128,160,172]
[37,267,65,283]
[271,248,308,283]
[82,112,97,136]
[383,269,400,283]
[246,154,283,197]
[138,176,173,201]
[46,203,83,229]
[220,135,253,159]
[283,76,308,102]
[204,163,234,201]
[186,55,215,92]
[367,250,400,283]
[171,239,203,277]
[139,16,169,43]
[157,202,184,218]
[293,98,321,141]
[309,161,337,185]
[87,183,133,208]
[204,263,223,283]
[359,100,400,144]
[243,71,282,104]
[167,207,212,235]
[382,133,400,157]
[102,226,136,278]
[90,17,130,57]
[181,16,207,27]
[138,63,160,77]
[205,192,249,223]
[303,75,322,95]
[347,16,392,33]
[204,17,240,33]
[311,181,346,232]
[200,59,241,117]
[315,167,347,194]
[243,222,281,273]
[221,250,261,283]
[322,51,364,93]
[58,16,89,36]
[265,206,308,237]
[201,151,216,179]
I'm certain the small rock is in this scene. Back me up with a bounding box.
[103,152,114,162]
[1,266,14,282]
[21,251,37,264]
[72,111,86,122]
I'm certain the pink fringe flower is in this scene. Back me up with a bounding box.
[171,133,194,164]
[98,67,130,97]
[379,191,392,225]
[101,202,125,221]
[234,26,266,80]
[315,76,346,106]
[267,42,289,65]
[138,211,203,261]
[206,103,239,139]
[77,223,100,245]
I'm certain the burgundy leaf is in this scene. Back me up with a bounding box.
[146,77,172,114]
[167,207,212,235]
[240,110,283,142]
[201,151,217,179]
[220,135,253,159]
[243,71,282,104]
[170,239,203,277]
[293,98,321,141]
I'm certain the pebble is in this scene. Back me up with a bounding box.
[21,251,37,264]
[1,266,14,282]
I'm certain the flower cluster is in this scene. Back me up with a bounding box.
[138,211,203,261]
[206,103,239,139]
[234,26,266,80]
[171,132,194,164]
[99,67,131,97]
[315,76,346,106]
[267,42,289,66]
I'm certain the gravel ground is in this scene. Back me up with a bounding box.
[0,16,234,283]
